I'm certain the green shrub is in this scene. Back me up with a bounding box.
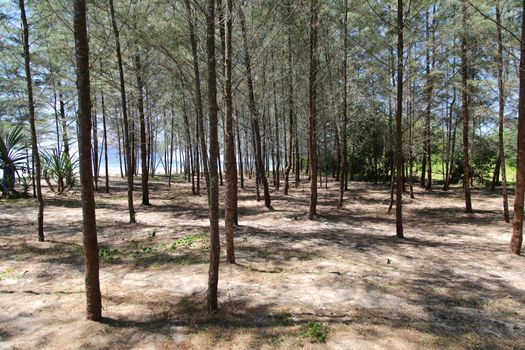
[303,322,329,343]
[99,246,119,263]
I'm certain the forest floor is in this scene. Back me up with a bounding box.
[0,175,524,349]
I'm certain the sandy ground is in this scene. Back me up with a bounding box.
[0,175,524,349]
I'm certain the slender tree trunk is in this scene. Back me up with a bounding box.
[443,86,456,191]
[184,0,210,195]
[224,0,237,263]
[52,79,61,154]
[272,54,281,191]
[284,34,294,196]
[134,48,150,205]
[195,107,201,194]
[92,98,99,191]
[73,0,102,321]
[510,0,525,255]
[461,0,472,213]
[116,114,124,178]
[101,92,109,193]
[236,114,244,190]
[492,155,501,190]
[57,80,70,157]
[252,125,261,201]
[19,0,44,242]
[239,1,272,210]
[423,8,434,191]
[206,0,221,312]
[169,109,175,188]
[109,0,135,223]
[295,115,300,188]
[395,0,404,238]
[408,78,415,199]
[496,1,509,223]
[182,101,196,194]
[308,0,319,220]
[338,0,348,209]
[218,152,223,186]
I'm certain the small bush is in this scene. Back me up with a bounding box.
[303,322,329,343]
[99,246,119,263]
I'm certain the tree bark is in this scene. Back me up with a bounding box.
[239,1,272,210]
[338,0,348,209]
[109,0,135,223]
[134,48,150,205]
[236,114,244,189]
[101,91,109,193]
[308,0,319,220]
[495,1,509,223]
[510,0,525,255]
[184,0,210,195]
[92,98,99,191]
[206,0,221,312]
[461,0,473,213]
[395,0,404,238]
[57,79,70,157]
[19,0,44,242]
[284,34,294,196]
[224,0,237,263]
[423,8,434,191]
[272,53,281,191]
[73,0,102,321]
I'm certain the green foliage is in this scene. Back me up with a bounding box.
[41,148,78,194]
[302,321,329,343]
[99,246,119,264]
[0,125,28,197]
[171,232,207,250]
[0,267,15,281]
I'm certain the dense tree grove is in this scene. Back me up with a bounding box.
[1,0,524,321]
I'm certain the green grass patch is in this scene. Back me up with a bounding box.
[99,246,120,264]
[0,267,15,281]
[302,322,329,343]
[171,232,207,250]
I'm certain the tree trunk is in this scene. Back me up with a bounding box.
[206,0,221,312]
[236,114,244,189]
[443,85,456,191]
[169,109,175,188]
[116,114,124,178]
[224,0,237,264]
[239,1,272,210]
[19,0,44,242]
[423,8,434,191]
[134,48,150,205]
[184,0,210,195]
[92,98,99,191]
[182,101,196,194]
[101,91,109,193]
[73,0,102,321]
[510,0,525,255]
[109,0,135,223]
[57,80,70,157]
[338,0,348,209]
[496,1,509,223]
[395,0,404,238]
[308,0,319,220]
[284,34,294,196]
[461,0,472,213]
[272,53,281,191]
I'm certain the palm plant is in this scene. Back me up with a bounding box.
[0,125,28,197]
[41,148,78,194]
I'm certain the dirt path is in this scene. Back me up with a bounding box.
[0,177,524,349]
